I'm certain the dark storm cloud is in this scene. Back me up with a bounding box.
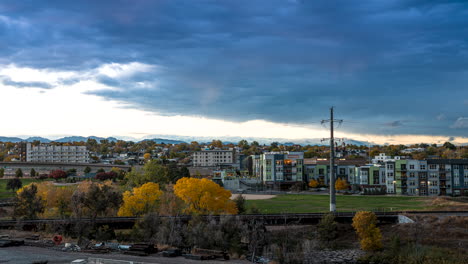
[1,0,468,135]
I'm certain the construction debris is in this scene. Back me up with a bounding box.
[123,243,157,256]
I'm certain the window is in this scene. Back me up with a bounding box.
[464,165,468,170]
[429,164,437,170]
[464,171,468,178]
[420,165,426,170]
[387,172,394,177]
[387,164,394,170]
[454,165,459,170]
[339,168,345,175]
[409,172,415,178]
[409,165,415,169]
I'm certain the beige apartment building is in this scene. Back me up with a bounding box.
[26,143,89,163]
[192,149,235,167]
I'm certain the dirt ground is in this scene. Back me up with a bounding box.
[231,194,276,200]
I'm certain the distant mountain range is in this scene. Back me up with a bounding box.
[0,135,370,146]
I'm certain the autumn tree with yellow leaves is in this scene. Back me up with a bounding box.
[25,181,75,218]
[174,177,237,215]
[308,179,319,188]
[118,182,163,216]
[352,211,383,251]
[335,178,349,191]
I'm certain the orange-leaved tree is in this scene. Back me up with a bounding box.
[352,211,383,251]
[24,181,75,218]
[173,177,237,215]
[335,178,349,191]
[118,182,163,216]
[309,179,319,188]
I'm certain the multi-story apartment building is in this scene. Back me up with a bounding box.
[251,152,304,189]
[26,143,89,163]
[192,149,235,167]
[427,159,468,196]
[304,158,365,185]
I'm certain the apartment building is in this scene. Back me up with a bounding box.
[427,159,468,196]
[304,158,365,185]
[26,143,89,163]
[251,152,304,188]
[192,149,235,167]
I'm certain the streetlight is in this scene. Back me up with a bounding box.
[393,180,396,194]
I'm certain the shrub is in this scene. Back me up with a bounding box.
[49,170,68,180]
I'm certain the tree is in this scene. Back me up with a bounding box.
[118,182,163,216]
[72,182,122,221]
[84,166,91,174]
[352,211,383,251]
[13,184,45,220]
[210,140,223,148]
[6,178,22,192]
[95,171,118,181]
[29,181,74,218]
[335,178,349,191]
[174,177,237,215]
[0,168,4,178]
[317,213,338,247]
[233,194,246,214]
[443,141,456,150]
[309,179,319,188]
[15,168,23,178]
[125,160,170,187]
[49,170,68,180]
[66,168,77,176]
[30,168,37,177]
[143,153,151,161]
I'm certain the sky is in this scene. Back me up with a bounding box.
[0,0,468,145]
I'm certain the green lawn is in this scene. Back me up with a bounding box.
[0,178,50,199]
[246,194,431,213]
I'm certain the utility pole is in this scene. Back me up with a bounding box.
[321,107,343,212]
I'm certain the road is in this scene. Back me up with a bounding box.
[0,246,250,264]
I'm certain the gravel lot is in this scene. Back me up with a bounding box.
[0,246,250,264]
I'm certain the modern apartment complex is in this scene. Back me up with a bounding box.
[26,143,89,163]
[192,149,235,167]
[248,152,468,196]
[251,152,304,188]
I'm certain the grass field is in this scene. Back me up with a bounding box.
[0,178,50,199]
[246,194,431,213]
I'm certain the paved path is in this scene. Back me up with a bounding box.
[231,194,276,200]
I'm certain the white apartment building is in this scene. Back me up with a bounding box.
[372,153,406,164]
[26,143,89,163]
[192,149,235,167]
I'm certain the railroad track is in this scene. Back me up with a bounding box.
[0,211,465,228]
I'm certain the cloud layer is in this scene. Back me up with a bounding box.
[0,0,468,137]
